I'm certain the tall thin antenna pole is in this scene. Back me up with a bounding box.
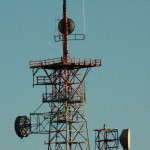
[82,0,86,35]
[63,0,70,62]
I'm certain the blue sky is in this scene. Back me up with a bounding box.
[0,0,150,149]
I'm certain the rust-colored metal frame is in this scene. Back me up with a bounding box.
[29,0,101,149]
[30,59,100,150]
[94,128,119,150]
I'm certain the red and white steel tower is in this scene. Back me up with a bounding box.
[15,1,101,150]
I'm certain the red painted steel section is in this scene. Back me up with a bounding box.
[63,0,70,63]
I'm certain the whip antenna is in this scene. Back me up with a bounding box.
[82,0,86,35]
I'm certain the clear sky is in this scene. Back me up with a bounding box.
[0,0,150,149]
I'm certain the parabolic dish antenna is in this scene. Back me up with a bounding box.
[120,128,130,150]
[14,116,31,138]
[58,18,75,34]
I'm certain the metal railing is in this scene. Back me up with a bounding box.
[30,57,101,68]
[42,92,85,103]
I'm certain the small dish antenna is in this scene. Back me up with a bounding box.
[58,18,75,34]
[120,129,130,150]
[14,116,31,139]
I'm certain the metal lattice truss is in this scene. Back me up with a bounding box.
[94,128,119,150]
[30,67,91,150]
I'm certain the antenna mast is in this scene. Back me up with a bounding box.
[14,1,101,150]
[63,0,69,62]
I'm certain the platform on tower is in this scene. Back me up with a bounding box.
[30,57,101,69]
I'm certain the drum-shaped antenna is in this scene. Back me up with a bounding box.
[58,18,75,34]
[14,116,31,138]
[120,129,130,150]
